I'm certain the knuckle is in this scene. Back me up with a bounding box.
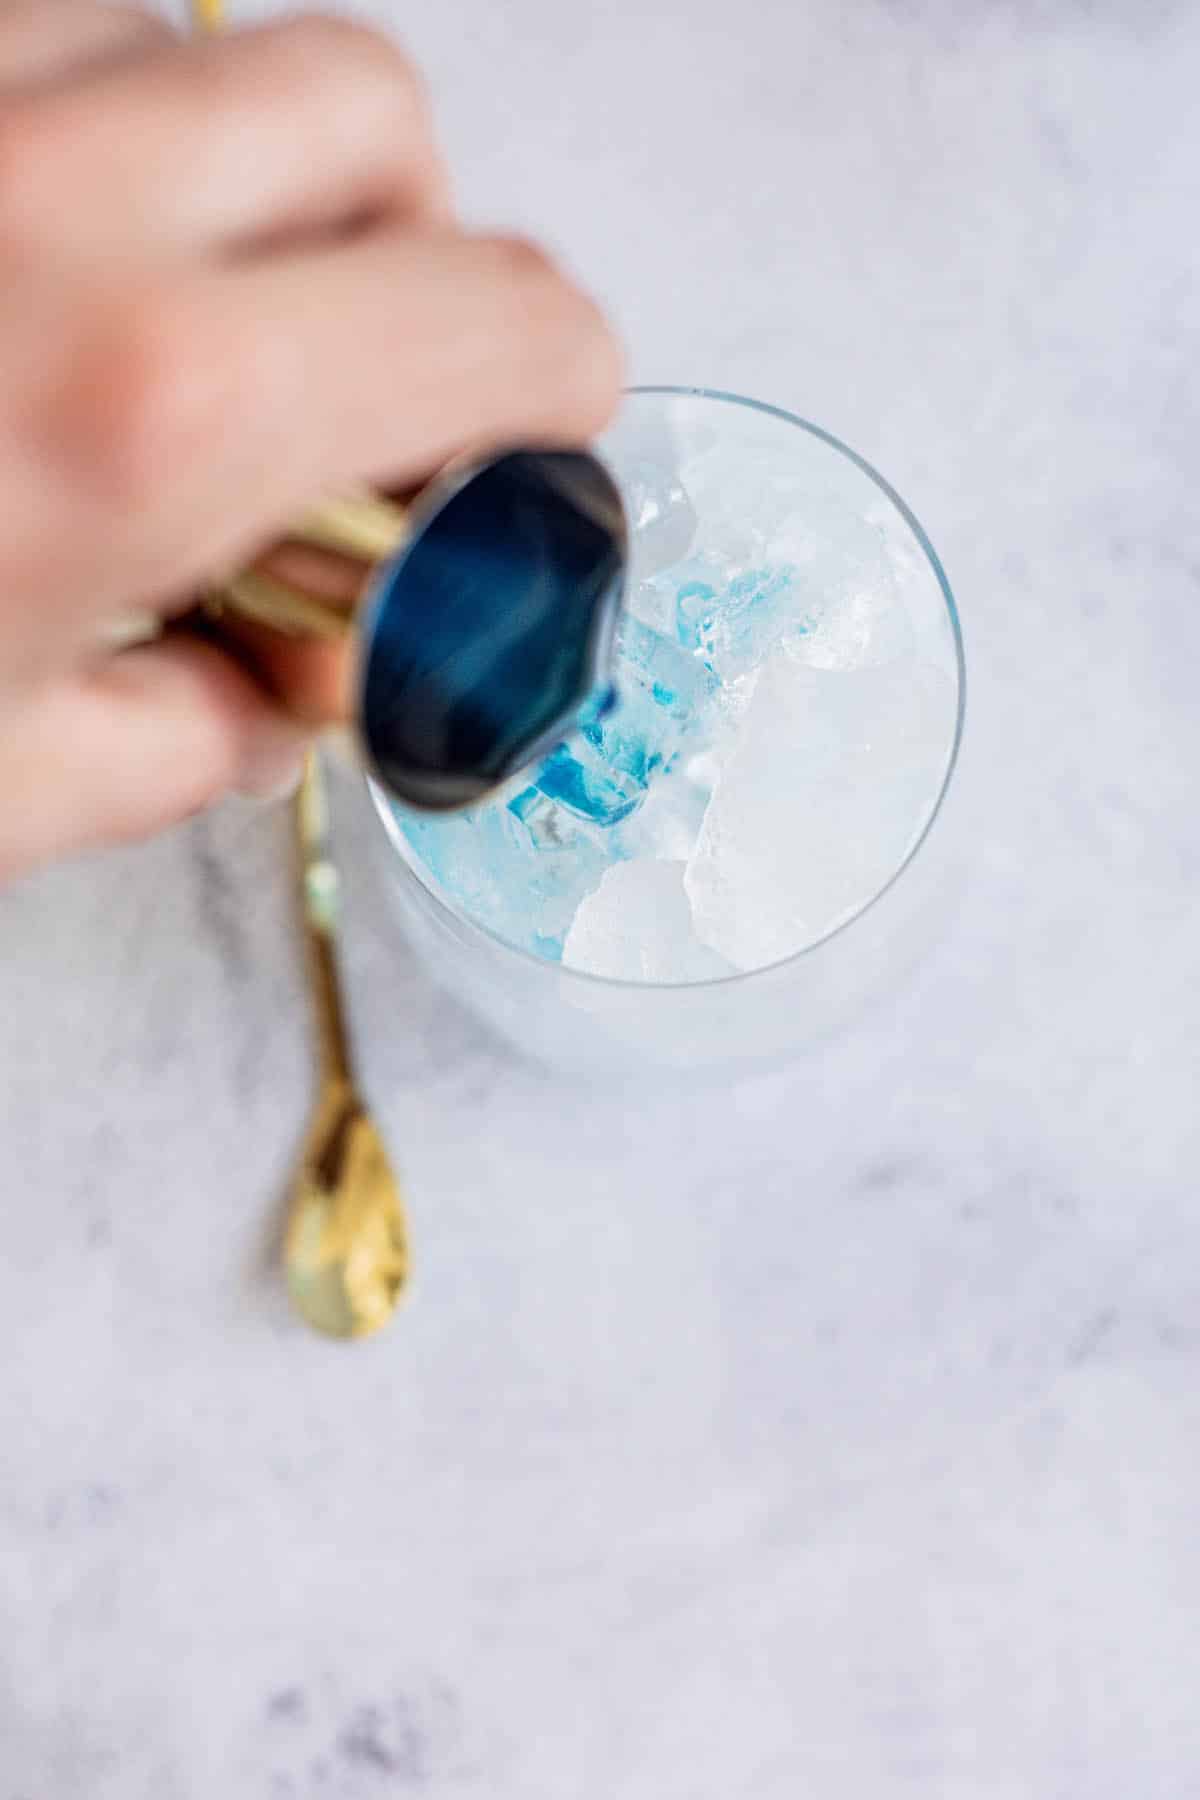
[277,11,382,56]
[554,292,624,435]
[507,257,624,439]
[99,3,174,44]
[240,18,440,207]
[0,103,62,249]
[475,235,623,439]
[481,232,557,284]
[54,291,216,511]
[276,12,426,103]
[182,746,240,817]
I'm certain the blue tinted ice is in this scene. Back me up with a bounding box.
[519,615,716,829]
[397,786,612,961]
[531,742,643,827]
[676,563,802,673]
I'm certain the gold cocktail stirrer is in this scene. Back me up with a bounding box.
[194,0,411,1338]
[285,752,409,1337]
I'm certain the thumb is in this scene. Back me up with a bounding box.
[0,637,309,882]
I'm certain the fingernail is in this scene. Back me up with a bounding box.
[238,762,305,804]
[322,726,359,767]
[236,732,309,803]
[94,610,161,652]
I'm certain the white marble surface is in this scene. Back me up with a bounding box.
[3,1,1200,1793]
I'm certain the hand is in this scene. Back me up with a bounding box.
[0,0,621,882]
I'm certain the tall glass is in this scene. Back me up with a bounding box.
[369,388,965,1076]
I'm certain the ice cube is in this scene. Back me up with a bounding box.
[626,463,698,583]
[774,495,913,671]
[395,787,611,961]
[532,615,716,829]
[617,614,714,724]
[624,572,679,637]
[562,859,734,984]
[678,446,799,564]
[619,760,714,863]
[657,481,910,673]
[675,561,802,681]
[606,410,698,588]
[790,568,913,671]
[533,742,646,827]
[630,552,722,638]
[685,653,957,970]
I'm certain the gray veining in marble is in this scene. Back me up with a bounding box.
[2,1,1199,1794]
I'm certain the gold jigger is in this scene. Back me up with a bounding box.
[208,490,410,644]
[204,448,628,813]
[95,489,402,685]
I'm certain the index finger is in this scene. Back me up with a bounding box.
[3,16,450,261]
[0,0,170,90]
[41,228,623,640]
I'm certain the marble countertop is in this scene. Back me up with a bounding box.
[3,1,1199,1794]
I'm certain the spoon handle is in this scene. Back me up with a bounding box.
[295,753,354,1089]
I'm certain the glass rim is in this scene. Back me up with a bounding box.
[368,383,966,994]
